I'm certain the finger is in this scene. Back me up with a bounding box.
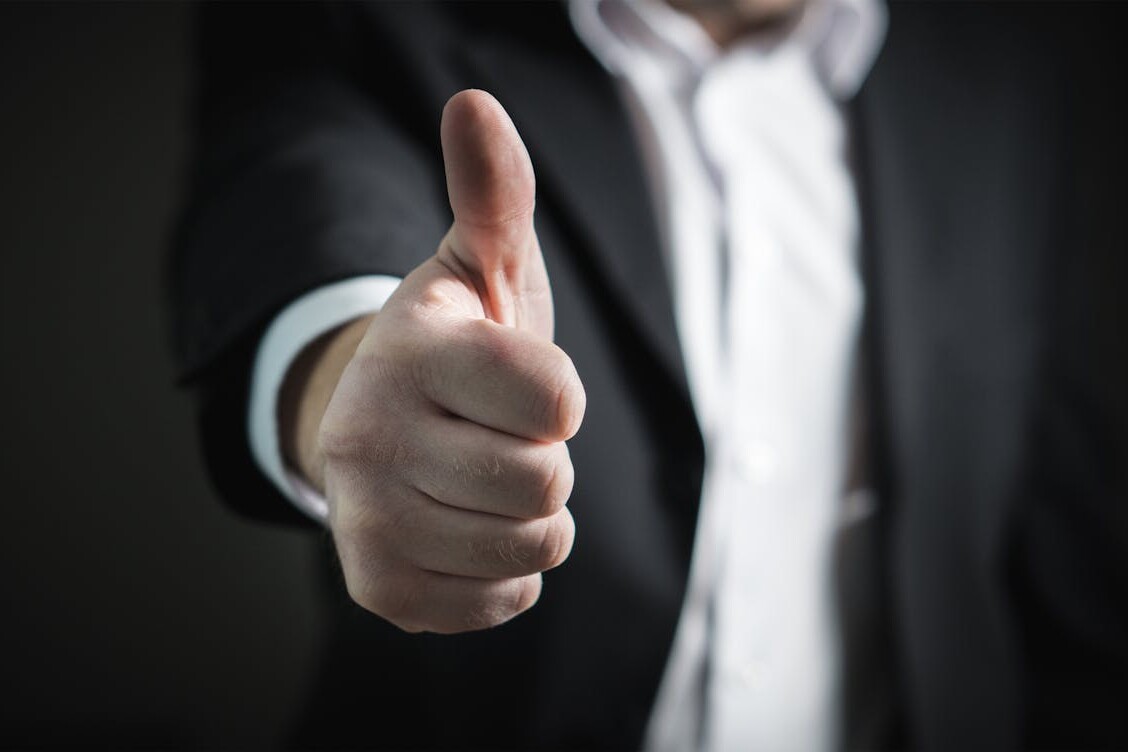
[364,570,543,634]
[439,89,550,334]
[442,88,535,237]
[392,492,575,580]
[413,316,585,442]
[406,413,574,519]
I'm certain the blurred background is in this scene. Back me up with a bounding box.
[0,3,326,747]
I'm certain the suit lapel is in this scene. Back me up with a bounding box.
[853,6,1057,747]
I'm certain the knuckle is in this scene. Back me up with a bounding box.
[462,598,510,631]
[528,377,562,439]
[516,574,543,614]
[362,441,417,503]
[318,355,415,463]
[338,326,432,417]
[368,497,423,563]
[535,350,585,440]
[404,270,466,323]
[462,579,531,631]
[335,518,421,626]
[317,412,363,462]
[535,513,574,571]
[534,445,574,518]
[554,354,586,439]
[331,493,431,633]
[330,481,407,550]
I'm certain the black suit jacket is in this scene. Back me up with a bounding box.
[171,3,1128,749]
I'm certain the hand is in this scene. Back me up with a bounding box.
[284,90,585,633]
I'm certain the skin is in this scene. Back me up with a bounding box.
[669,0,807,47]
[279,2,803,634]
[283,90,583,634]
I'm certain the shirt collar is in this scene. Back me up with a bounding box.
[569,0,887,99]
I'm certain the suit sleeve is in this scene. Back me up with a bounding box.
[168,2,449,524]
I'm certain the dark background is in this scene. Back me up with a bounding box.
[2,1,1126,750]
[0,3,326,747]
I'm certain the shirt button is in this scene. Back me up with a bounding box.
[740,440,778,484]
[735,659,768,690]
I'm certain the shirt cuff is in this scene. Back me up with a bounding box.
[247,275,403,523]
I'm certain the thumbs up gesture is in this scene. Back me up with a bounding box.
[306,90,585,633]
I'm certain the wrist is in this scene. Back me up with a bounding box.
[278,313,374,492]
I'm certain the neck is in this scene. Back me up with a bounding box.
[666,0,805,48]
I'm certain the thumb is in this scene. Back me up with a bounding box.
[440,89,552,335]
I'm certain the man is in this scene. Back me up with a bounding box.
[171,1,1127,749]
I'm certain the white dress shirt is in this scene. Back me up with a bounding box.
[247,1,885,749]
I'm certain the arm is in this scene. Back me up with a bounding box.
[172,7,585,632]
[171,3,447,522]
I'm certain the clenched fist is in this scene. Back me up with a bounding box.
[281,90,586,634]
